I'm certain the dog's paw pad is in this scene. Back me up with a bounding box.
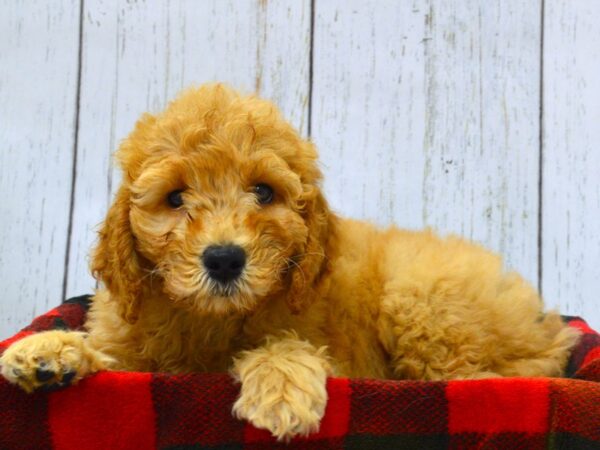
[0,331,95,393]
[35,368,55,382]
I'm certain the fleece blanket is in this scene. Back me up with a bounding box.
[0,295,599,450]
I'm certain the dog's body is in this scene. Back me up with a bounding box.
[85,220,575,381]
[1,85,579,440]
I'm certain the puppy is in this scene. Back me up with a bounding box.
[1,84,579,440]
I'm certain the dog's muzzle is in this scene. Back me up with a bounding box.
[202,245,246,284]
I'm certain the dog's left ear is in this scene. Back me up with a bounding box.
[91,186,145,324]
[287,185,333,314]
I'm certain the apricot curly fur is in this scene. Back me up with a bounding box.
[0,84,580,440]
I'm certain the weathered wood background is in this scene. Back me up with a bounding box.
[1,0,598,337]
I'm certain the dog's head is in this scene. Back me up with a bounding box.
[91,84,331,322]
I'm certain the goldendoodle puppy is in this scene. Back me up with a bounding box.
[1,84,580,440]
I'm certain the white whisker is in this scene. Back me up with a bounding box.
[141,267,162,289]
[285,257,306,285]
[293,251,328,261]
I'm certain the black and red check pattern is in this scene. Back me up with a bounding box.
[1,296,599,450]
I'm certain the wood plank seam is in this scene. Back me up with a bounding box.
[62,0,86,303]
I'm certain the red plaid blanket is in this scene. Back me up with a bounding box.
[1,295,599,450]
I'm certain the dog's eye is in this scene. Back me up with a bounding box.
[167,190,184,208]
[254,184,274,204]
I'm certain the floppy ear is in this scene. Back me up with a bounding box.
[91,186,144,324]
[287,186,333,314]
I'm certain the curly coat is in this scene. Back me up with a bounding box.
[1,84,579,440]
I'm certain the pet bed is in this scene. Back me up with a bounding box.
[1,295,599,450]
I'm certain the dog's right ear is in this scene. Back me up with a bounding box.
[91,186,144,324]
[286,185,333,314]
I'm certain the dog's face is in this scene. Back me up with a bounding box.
[129,128,311,316]
[92,85,330,321]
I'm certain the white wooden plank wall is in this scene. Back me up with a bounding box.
[0,0,598,338]
[0,1,81,336]
[542,0,600,325]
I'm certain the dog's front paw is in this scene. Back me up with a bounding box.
[0,330,110,393]
[231,337,330,441]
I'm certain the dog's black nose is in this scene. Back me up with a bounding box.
[202,245,246,283]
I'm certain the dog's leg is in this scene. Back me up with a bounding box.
[377,275,581,380]
[231,334,331,441]
[0,330,113,392]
